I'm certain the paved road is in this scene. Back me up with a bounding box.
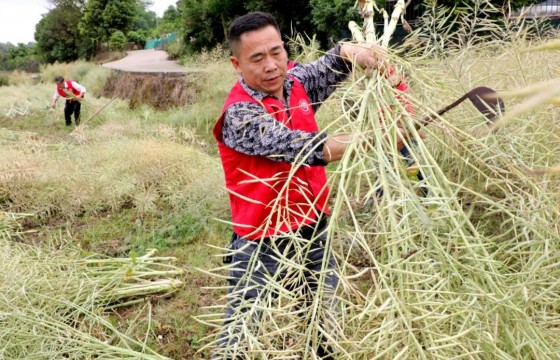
[102,49,191,73]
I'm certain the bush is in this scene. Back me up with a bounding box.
[8,70,34,86]
[127,30,147,49]
[0,73,9,87]
[109,31,127,51]
[164,41,182,59]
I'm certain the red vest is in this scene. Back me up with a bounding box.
[56,80,81,98]
[213,77,329,240]
[391,67,414,116]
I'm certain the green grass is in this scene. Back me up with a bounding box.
[74,207,229,255]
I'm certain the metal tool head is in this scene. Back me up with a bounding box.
[466,86,505,123]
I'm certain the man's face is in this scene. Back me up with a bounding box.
[230,25,288,99]
[56,81,64,89]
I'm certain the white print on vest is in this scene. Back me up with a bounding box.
[298,99,310,114]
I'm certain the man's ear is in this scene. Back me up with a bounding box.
[230,56,242,75]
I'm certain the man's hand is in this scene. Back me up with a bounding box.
[387,73,404,87]
[340,42,388,75]
[396,128,426,151]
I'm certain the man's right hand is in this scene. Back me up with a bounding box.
[340,42,388,75]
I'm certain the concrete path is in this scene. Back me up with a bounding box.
[102,49,190,73]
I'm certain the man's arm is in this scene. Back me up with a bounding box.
[222,103,409,165]
[289,45,351,112]
[50,91,60,107]
[323,134,351,163]
[222,103,328,166]
[289,42,387,112]
[71,81,86,97]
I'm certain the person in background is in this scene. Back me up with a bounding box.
[211,11,395,360]
[50,76,86,126]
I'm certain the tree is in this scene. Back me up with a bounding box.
[0,42,40,72]
[132,3,157,32]
[79,0,138,52]
[244,0,319,42]
[102,0,137,35]
[158,5,181,35]
[309,0,356,43]
[178,0,317,53]
[176,0,540,55]
[35,5,85,63]
[179,0,223,52]
[48,0,87,10]
[79,0,108,51]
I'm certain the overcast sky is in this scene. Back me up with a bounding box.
[0,0,177,45]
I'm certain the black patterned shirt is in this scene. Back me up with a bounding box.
[221,45,351,166]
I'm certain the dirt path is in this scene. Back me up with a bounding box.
[102,49,198,73]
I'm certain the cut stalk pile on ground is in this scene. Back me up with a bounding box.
[0,212,183,359]
[202,0,560,358]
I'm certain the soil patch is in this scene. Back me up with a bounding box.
[101,72,204,110]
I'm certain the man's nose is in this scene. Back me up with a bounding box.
[263,56,277,72]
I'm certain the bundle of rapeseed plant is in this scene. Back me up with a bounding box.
[0,212,183,359]
[202,0,560,359]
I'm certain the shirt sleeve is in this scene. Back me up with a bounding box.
[71,81,86,94]
[289,44,352,112]
[221,102,328,166]
[52,90,60,101]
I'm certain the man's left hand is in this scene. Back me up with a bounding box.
[396,128,426,151]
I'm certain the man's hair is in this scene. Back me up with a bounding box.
[229,12,280,56]
[54,76,64,83]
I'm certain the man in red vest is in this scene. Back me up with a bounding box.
[50,76,86,126]
[212,11,391,360]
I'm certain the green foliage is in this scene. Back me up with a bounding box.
[127,30,148,48]
[102,0,137,35]
[35,5,85,63]
[0,74,9,87]
[80,0,136,48]
[179,0,224,52]
[132,2,157,32]
[310,0,356,41]
[164,41,183,59]
[243,0,318,41]
[28,0,165,63]
[433,0,536,12]
[178,0,319,52]
[49,0,87,9]
[0,43,40,72]
[176,0,543,54]
[79,0,107,46]
[109,30,128,51]
[158,5,181,34]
